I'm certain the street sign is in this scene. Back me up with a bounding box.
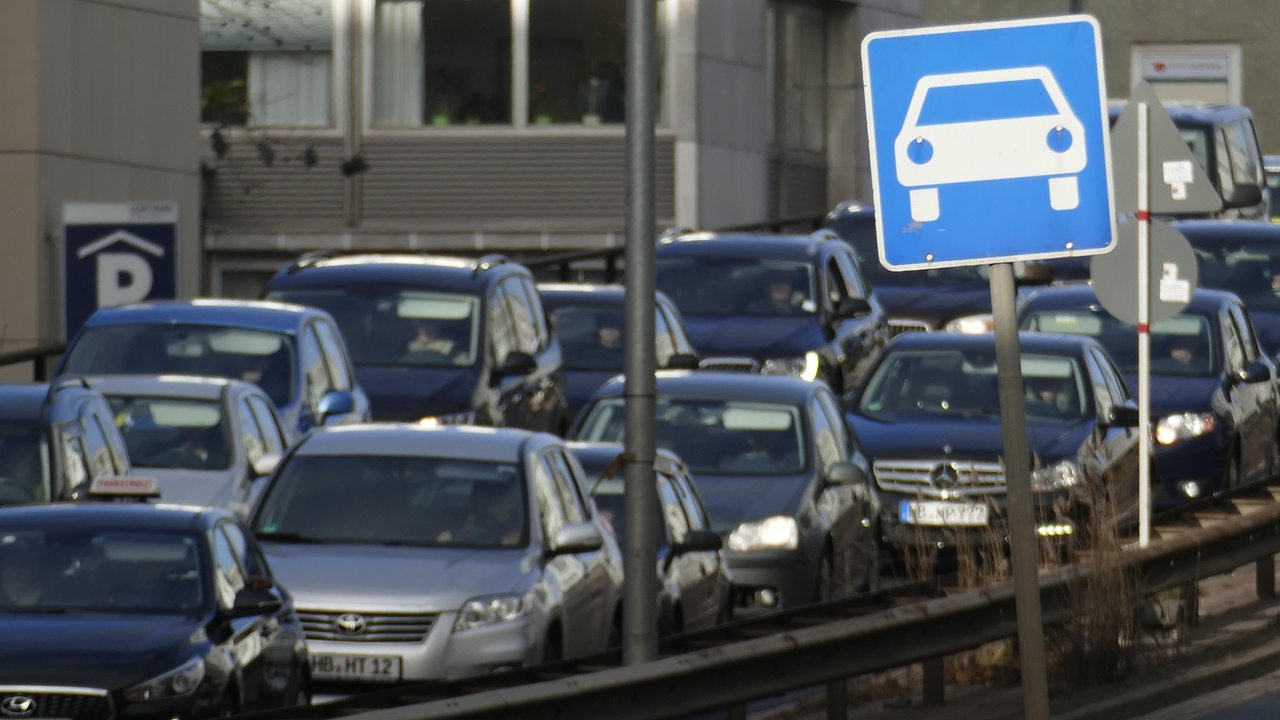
[862,16,1116,270]
[63,202,177,340]
[1111,81,1223,215]
[1091,219,1198,325]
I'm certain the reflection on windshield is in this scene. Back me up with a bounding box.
[108,397,231,471]
[858,350,1088,422]
[253,456,527,548]
[0,430,49,505]
[549,305,625,370]
[269,289,478,368]
[576,398,806,475]
[1192,243,1280,311]
[61,325,296,407]
[657,257,817,318]
[1021,309,1217,377]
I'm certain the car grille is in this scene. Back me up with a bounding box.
[873,459,1005,497]
[0,687,112,720]
[697,356,760,373]
[888,319,932,337]
[298,610,439,643]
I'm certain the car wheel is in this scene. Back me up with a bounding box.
[812,549,834,603]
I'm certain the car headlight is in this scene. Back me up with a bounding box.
[1030,459,1081,493]
[760,352,821,382]
[1155,412,1217,445]
[727,516,799,552]
[944,314,994,334]
[454,593,529,632]
[423,410,478,426]
[124,656,205,703]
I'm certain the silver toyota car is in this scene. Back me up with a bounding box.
[247,423,624,690]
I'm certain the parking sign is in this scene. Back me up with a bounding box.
[862,16,1115,270]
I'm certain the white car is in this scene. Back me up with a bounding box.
[894,66,1087,222]
[87,374,292,518]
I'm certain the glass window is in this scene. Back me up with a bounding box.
[59,431,89,496]
[529,0,626,125]
[200,0,333,126]
[503,278,540,354]
[544,451,586,524]
[237,396,266,465]
[247,395,288,455]
[656,473,689,545]
[808,397,840,473]
[313,320,354,391]
[0,431,50,504]
[1224,119,1262,187]
[488,287,519,363]
[654,306,675,366]
[656,256,818,318]
[768,4,825,153]
[300,326,333,410]
[532,457,566,541]
[108,396,232,471]
[212,527,247,608]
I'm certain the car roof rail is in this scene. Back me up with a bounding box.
[287,249,344,273]
[472,253,509,276]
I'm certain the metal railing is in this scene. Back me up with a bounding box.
[0,342,66,381]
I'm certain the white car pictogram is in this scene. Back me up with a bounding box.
[895,66,1087,222]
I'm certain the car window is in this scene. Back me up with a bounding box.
[654,306,675,366]
[517,277,550,350]
[247,395,287,455]
[656,255,817,318]
[488,286,518,363]
[0,431,50,504]
[211,525,248,608]
[220,522,269,578]
[670,469,711,531]
[656,473,689,545]
[1220,308,1245,374]
[109,396,232,471]
[1224,119,1262,187]
[531,457,566,542]
[313,320,354,391]
[502,278,540,354]
[824,257,850,311]
[1085,348,1123,416]
[77,409,115,480]
[815,389,852,459]
[834,251,870,300]
[808,396,841,472]
[544,450,587,524]
[1229,305,1261,363]
[299,326,333,410]
[549,303,626,371]
[57,429,90,495]
[237,396,267,465]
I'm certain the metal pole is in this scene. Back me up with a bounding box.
[989,262,1050,720]
[1069,0,1084,13]
[622,0,659,665]
[1137,101,1152,548]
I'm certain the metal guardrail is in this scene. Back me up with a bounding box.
[233,483,1280,720]
[0,342,66,381]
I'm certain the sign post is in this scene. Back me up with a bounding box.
[863,17,1115,719]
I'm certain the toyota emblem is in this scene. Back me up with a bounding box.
[0,696,35,718]
[335,613,367,635]
[930,462,961,491]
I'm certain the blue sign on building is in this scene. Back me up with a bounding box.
[862,16,1115,270]
[63,202,177,340]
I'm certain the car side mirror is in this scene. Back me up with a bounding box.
[1107,401,1140,428]
[825,461,867,486]
[1223,183,1263,211]
[548,521,604,557]
[833,297,871,320]
[663,528,722,572]
[496,350,538,377]
[316,390,355,426]
[251,452,281,479]
[229,582,282,618]
[664,352,700,370]
[1236,359,1272,385]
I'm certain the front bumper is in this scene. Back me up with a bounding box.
[722,549,817,615]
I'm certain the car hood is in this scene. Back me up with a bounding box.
[0,613,204,688]
[874,284,990,328]
[1123,374,1222,417]
[849,414,1091,463]
[262,542,535,611]
[355,366,478,422]
[687,473,810,532]
[682,317,826,358]
[138,467,241,509]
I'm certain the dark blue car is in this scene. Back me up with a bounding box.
[847,332,1141,564]
[655,228,889,397]
[1174,219,1280,357]
[1019,284,1280,509]
[0,499,310,719]
[57,299,371,438]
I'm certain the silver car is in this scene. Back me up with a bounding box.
[247,423,625,689]
[87,374,292,517]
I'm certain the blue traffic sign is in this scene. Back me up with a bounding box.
[862,16,1115,270]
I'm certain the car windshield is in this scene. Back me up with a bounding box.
[107,396,231,471]
[253,455,527,548]
[0,430,50,505]
[1191,242,1280,311]
[576,398,807,475]
[269,288,479,368]
[858,349,1089,423]
[548,304,625,370]
[0,528,203,613]
[1021,309,1217,377]
[656,256,817,318]
[62,325,296,407]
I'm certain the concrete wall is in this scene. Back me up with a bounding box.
[0,0,199,360]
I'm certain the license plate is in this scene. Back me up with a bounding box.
[900,501,989,526]
[310,654,402,683]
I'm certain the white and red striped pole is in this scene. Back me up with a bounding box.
[1137,101,1152,548]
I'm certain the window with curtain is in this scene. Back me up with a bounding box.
[201,0,334,127]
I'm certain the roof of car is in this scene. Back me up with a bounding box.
[655,231,844,261]
[1171,219,1280,244]
[292,423,555,461]
[0,384,54,424]
[591,370,824,404]
[0,501,227,530]
[1020,283,1240,314]
[882,330,1102,356]
[84,374,260,402]
[80,299,323,334]
[537,283,677,307]
[267,253,526,293]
